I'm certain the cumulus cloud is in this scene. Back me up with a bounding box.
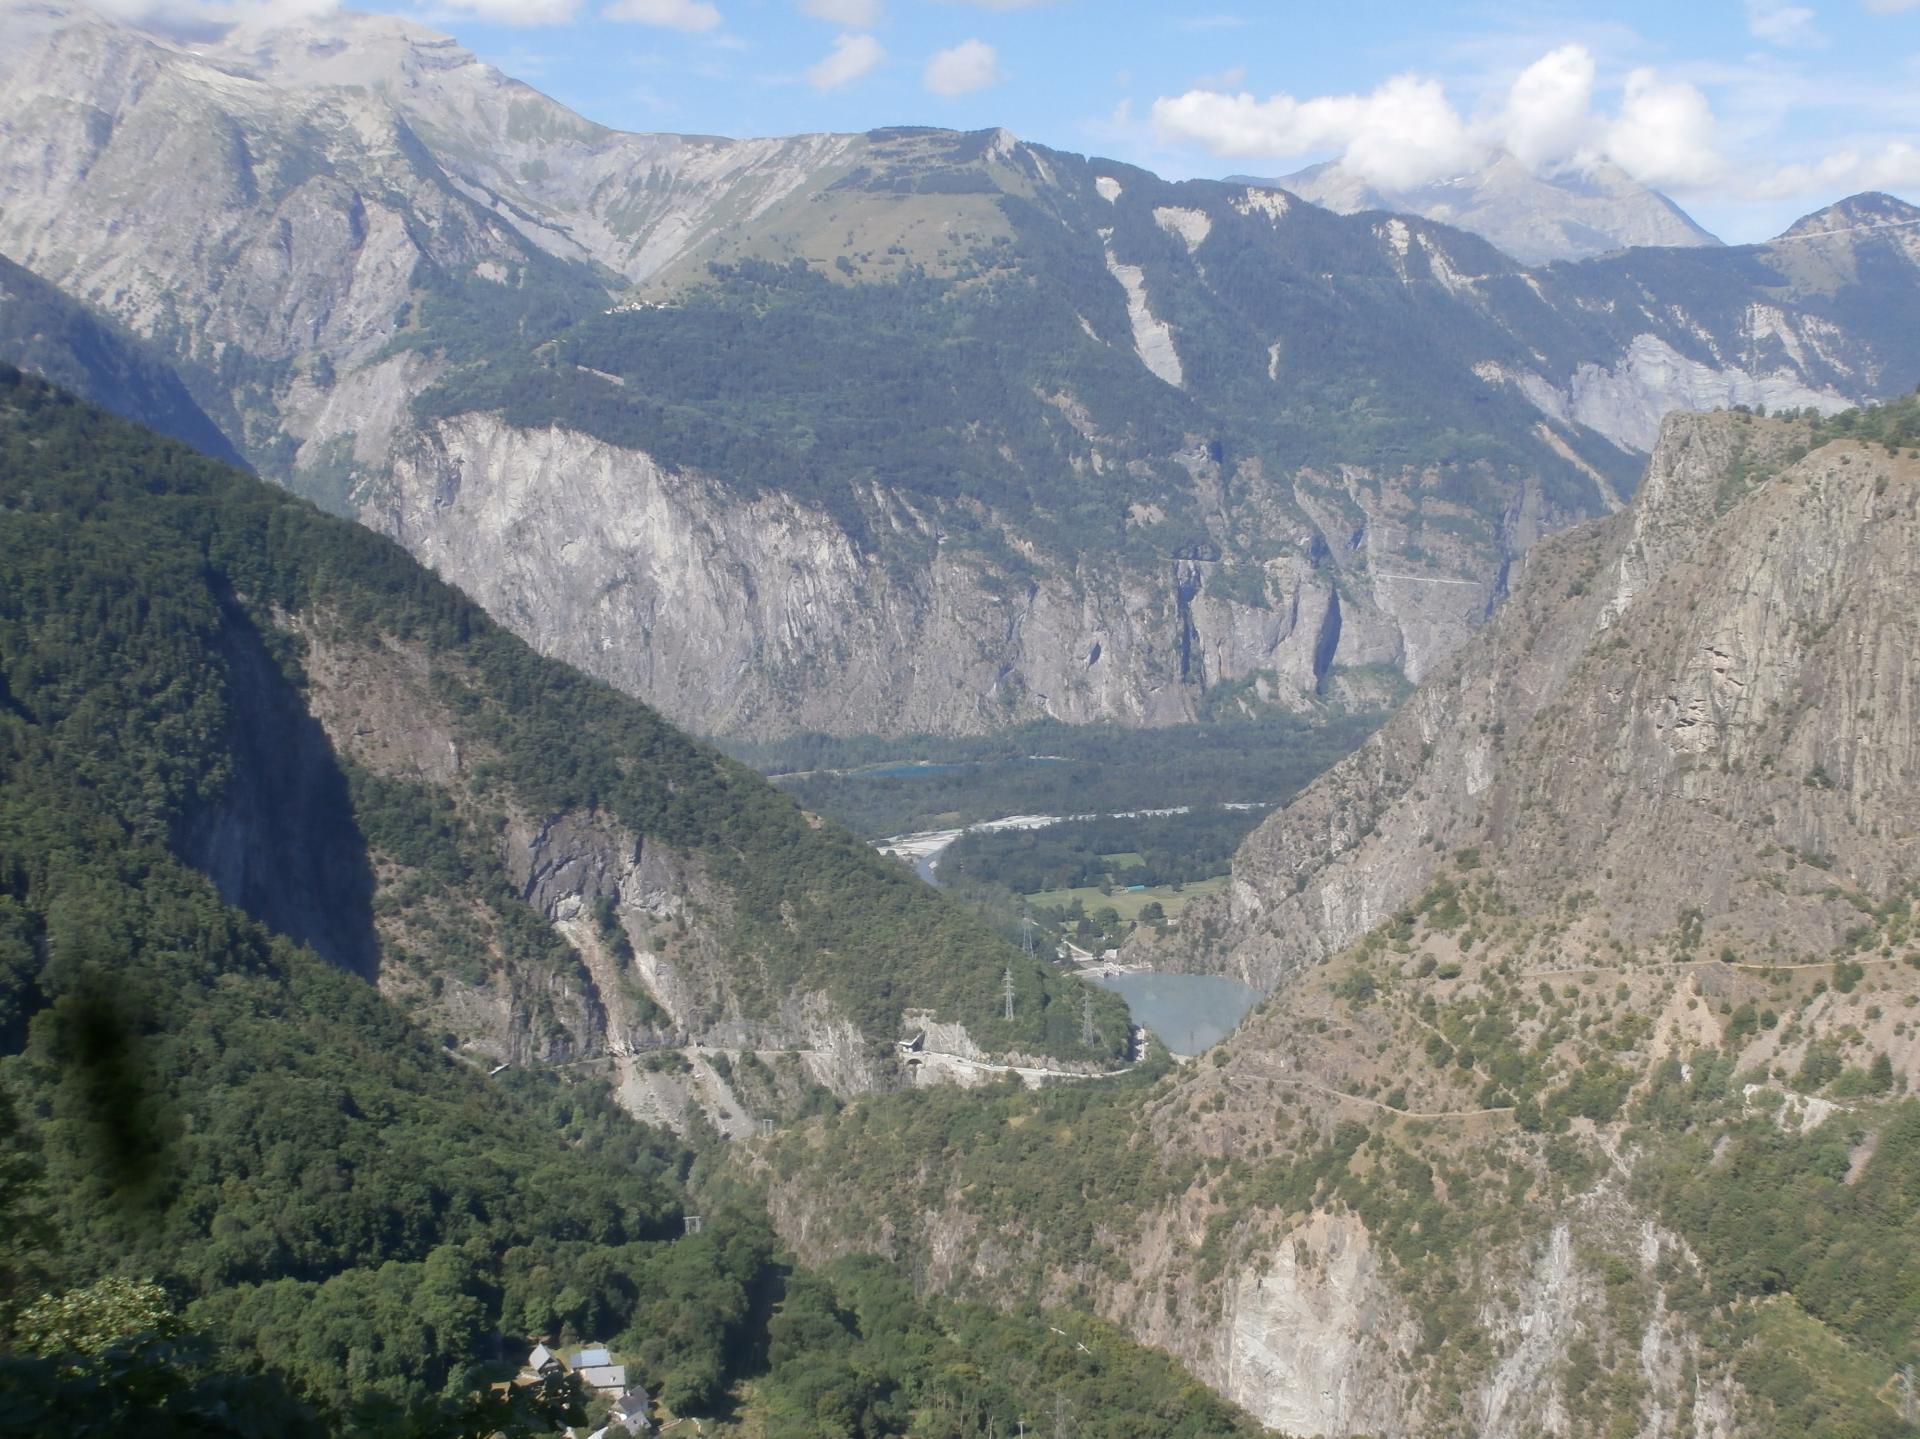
[1604,68,1724,189]
[1151,72,1481,190]
[807,31,884,88]
[1756,141,1920,199]
[1494,44,1597,172]
[1153,44,1728,194]
[604,0,721,29]
[800,0,881,25]
[924,38,1002,95]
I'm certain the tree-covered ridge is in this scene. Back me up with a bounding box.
[0,676,767,1421]
[0,364,1123,1061]
[755,1254,1265,1439]
[0,370,1267,1432]
[0,658,1223,1430]
[758,872,1920,1438]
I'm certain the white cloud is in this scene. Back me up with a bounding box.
[604,0,721,30]
[800,0,881,25]
[1152,47,1729,195]
[1864,0,1920,12]
[1151,72,1482,189]
[807,31,885,88]
[924,38,1003,95]
[87,0,346,31]
[433,0,581,20]
[1604,67,1724,189]
[1191,63,1246,91]
[1494,44,1597,172]
[1756,141,1920,198]
[1746,1,1823,47]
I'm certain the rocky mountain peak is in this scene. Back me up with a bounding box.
[203,8,484,90]
[1,0,1917,743]
[1776,190,1920,241]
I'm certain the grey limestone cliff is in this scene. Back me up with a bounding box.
[1159,405,1920,989]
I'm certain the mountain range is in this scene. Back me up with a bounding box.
[1246,151,1724,265]
[1,1,1918,740]
[2,4,1920,1433]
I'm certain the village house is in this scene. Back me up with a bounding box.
[585,1384,653,1437]
[571,1346,628,1393]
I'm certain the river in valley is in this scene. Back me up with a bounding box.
[877,804,1269,1052]
[878,800,1267,885]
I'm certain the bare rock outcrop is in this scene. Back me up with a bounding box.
[1160,407,1920,987]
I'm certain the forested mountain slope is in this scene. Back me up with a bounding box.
[0,366,1124,1144]
[1,2,1917,737]
[751,399,1920,1438]
[0,369,1264,1437]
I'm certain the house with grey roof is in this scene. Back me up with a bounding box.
[613,1388,652,1433]
[579,1363,627,1392]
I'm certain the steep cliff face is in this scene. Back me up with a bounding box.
[291,618,1044,1120]
[362,412,1510,736]
[1153,407,1920,989]
[757,995,1773,1439]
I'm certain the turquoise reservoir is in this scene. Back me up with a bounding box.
[1090,971,1262,1056]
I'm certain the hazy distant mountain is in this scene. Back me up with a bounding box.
[0,250,243,464]
[1238,151,1722,264]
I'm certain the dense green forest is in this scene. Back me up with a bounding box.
[753,1254,1263,1439]
[0,363,1121,1061]
[1633,1057,1920,1438]
[0,368,1256,1432]
[415,257,1204,558]
[735,709,1381,840]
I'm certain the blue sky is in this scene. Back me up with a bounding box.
[178,0,1920,240]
